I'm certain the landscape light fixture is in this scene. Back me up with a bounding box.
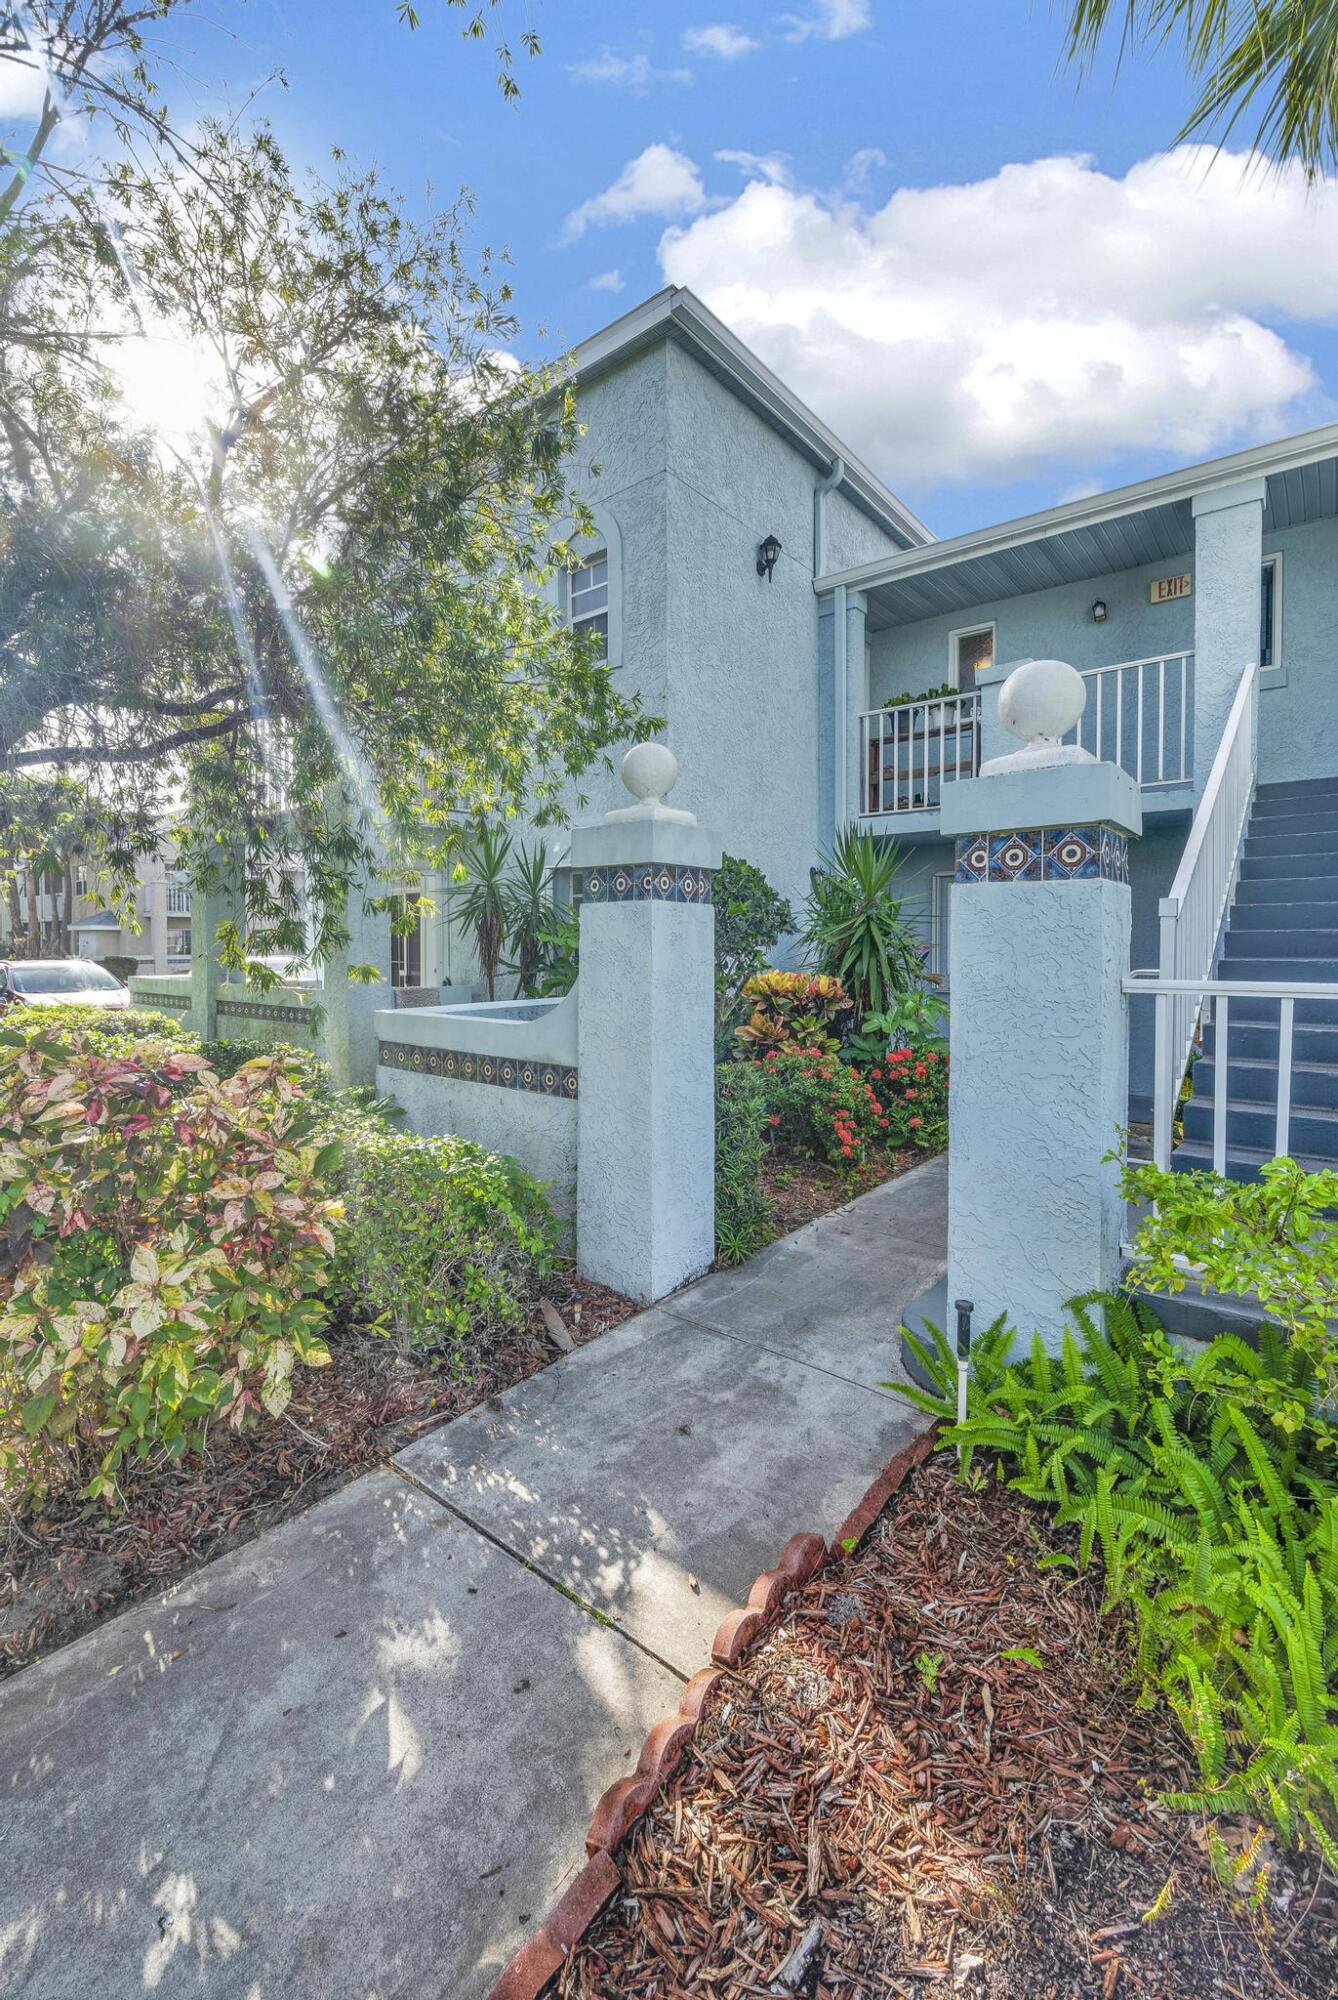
[756,533,782,582]
[1091,599,1108,624]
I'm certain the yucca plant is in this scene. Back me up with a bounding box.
[802,828,924,1025]
[502,841,555,997]
[453,822,512,1000]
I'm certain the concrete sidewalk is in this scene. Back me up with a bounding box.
[0,1156,946,2000]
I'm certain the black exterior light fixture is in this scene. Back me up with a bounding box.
[1091,598,1109,624]
[756,533,782,582]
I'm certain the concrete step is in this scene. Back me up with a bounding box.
[1227,926,1338,958]
[1238,854,1338,887]
[1170,1138,1336,1182]
[1229,901,1338,932]
[1254,776,1338,805]
[1245,829,1338,859]
[1193,1053,1338,1110]
[1181,1093,1338,1158]
[1217,952,1338,982]
[1206,1016,1338,1062]
[1246,807,1338,839]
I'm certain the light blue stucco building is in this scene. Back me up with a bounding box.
[545,286,1338,1159]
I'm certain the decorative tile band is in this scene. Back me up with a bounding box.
[216,999,314,1026]
[955,823,1130,886]
[377,1039,578,1099]
[578,863,714,905]
[136,994,192,1013]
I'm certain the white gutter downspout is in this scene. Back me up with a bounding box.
[816,458,848,831]
[834,582,848,830]
[814,454,845,576]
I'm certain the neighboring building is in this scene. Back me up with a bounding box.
[2,846,192,973]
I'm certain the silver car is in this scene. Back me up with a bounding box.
[0,959,131,1010]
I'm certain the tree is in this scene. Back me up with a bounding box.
[1066,0,1338,176]
[0,122,646,965]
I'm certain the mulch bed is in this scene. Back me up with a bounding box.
[758,1147,926,1240]
[560,1451,1336,1999]
[0,1273,635,1680]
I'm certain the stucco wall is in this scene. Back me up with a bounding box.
[559,339,905,919]
[1256,512,1338,784]
[374,1067,578,1220]
[868,554,1195,705]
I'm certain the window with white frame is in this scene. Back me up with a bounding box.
[950,622,994,692]
[569,551,609,659]
[1260,554,1282,672]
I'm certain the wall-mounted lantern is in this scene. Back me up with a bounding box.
[1090,598,1108,624]
[756,533,782,582]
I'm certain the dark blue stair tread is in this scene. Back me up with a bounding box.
[1229,903,1338,927]
[1171,1140,1336,1178]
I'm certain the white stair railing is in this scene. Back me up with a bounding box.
[1140,661,1259,1168]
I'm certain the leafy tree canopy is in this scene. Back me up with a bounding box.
[0,118,643,964]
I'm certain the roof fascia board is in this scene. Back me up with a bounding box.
[568,287,933,551]
[816,421,1338,595]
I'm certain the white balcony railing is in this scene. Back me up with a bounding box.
[165,883,191,916]
[1066,652,1193,787]
[860,693,981,816]
[1126,660,1259,1168]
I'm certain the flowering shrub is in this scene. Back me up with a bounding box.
[753,1046,897,1177]
[734,971,851,1058]
[0,1028,341,1509]
[868,1043,949,1148]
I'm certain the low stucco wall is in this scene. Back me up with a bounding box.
[374,990,580,1217]
[128,974,194,1024]
[213,988,322,1050]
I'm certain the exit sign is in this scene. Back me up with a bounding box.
[1150,572,1192,604]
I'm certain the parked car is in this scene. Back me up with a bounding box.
[0,959,131,1010]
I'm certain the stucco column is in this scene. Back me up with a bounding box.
[1192,478,1264,792]
[323,872,394,1090]
[570,745,720,1304]
[940,704,1142,1352]
[146,868,168,974]
[188,870,243,1039]
[842,589,868,824]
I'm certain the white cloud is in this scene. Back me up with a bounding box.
[659,146,1338,484]
[782,0,871,43]
[568,51,691,90]
[683,24,761,59]
[589,269,626,294]
[0,55,49,121]
[844,145,888,189]
[715,147,791,186]
[566,143,709,239]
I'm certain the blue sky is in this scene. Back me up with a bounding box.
[40,2,1338,534]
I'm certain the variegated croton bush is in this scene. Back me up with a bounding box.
[0,1028,342,1510]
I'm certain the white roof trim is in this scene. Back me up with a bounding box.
[816,420,1338,595]
[569,287,933,552]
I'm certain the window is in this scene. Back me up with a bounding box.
[389,896,423,989]
[1260,554,1282,672]
[569,551,609,659]
[950,623,995,692]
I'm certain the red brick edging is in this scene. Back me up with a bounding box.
[484,1422,940,2000]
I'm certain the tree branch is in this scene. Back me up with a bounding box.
[9,713,242,768]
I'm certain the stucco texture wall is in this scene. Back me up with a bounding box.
[1257,513,1338,784]
[375,1066,578,1221]
[560,340,904,918]
[868,554,1195,706]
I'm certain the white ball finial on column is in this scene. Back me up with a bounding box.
[980,658,1095,775]
[604,740,697,824]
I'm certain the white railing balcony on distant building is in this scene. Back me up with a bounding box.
[165,883,191,916]
[860,692,981,816]
[1066,652,1193,789]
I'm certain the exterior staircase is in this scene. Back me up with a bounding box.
[1175,776,1338,1180]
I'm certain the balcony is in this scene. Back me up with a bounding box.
[858,651,1194,820]
[165,882,191,916]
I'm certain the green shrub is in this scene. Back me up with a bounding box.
[714,1063,774,1266]
[327,1101,559,1354]
[200,1036,330,1092]
[900,1283,1338,1866]
[714,855,794,1055]
[734,970,851,1058]
[865,1043,949,1149]
[0,1027,339,1510]
[4,1001,196,1051]
[99,955,140,984]
[845,987,949,1063]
